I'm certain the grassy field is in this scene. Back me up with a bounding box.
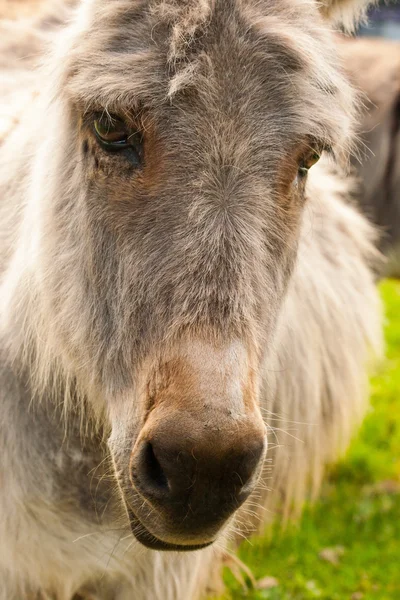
[221,279,400,600]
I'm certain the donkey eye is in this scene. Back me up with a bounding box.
[93,114,143,166]
[94,115,129,146]
[298,149,321,177]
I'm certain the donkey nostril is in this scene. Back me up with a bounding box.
[141,442,169,493]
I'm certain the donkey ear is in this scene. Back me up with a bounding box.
[318,0,377,31]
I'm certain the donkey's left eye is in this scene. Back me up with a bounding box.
[298,149,321,177]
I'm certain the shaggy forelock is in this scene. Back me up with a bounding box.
[63,0,356,163]
[150,0,214,62]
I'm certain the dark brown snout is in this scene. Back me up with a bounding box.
[131,417,265,531]
[127,406,266,549]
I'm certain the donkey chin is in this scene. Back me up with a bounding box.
[109,339,267,551]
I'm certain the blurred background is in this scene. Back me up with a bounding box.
[358,0,400,39]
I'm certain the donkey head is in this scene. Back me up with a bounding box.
[34,0,372,550]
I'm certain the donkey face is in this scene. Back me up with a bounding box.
[42,0,358,549]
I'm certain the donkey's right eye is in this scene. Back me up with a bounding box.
[93,115,144,166]
[94,116,129,147]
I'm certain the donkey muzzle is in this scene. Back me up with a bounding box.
[128,412,265,547]
[119,340,267,550]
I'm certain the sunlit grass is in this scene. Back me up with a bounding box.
[221,280,400,600]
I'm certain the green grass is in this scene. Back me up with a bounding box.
[221,280,400,600]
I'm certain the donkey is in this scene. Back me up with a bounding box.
[0,0,383,598]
